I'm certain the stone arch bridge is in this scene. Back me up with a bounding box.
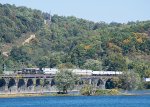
[0,74,118,93]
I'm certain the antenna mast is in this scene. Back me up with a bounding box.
[49,11,52,26]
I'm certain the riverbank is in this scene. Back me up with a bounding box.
[0,93,135,98]
[0,91,80,98]
[0,93,48,98]
[1,89,150,98]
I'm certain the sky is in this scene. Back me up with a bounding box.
[0,0,150,23]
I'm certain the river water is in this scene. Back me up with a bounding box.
[0,95,150,107]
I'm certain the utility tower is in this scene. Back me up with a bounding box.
[47,11,52,27]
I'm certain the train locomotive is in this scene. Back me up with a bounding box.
[16,68,43,74]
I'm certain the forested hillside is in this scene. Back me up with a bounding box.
[0,3,150,78]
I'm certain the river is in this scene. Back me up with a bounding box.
[0,95,150,107]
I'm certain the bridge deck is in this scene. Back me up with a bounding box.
[0,74,55,78]
[0,74,118,78]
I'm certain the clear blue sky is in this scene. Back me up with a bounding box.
[0,0,150,23]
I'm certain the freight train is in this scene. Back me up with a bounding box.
[15,68,122,76]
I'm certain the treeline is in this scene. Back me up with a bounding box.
[0,3,150,80]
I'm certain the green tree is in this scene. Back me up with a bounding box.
[119,71,142,90]
[48,55,61,68]
[145,69,150,78]
[83,59,102,71]
[58,63,76,69]
[103,54,128,71]
[35,56,48,70]
[10,46,31,63]
[0,52,4,73]
[128,61,150,78]
[55,69,78,94]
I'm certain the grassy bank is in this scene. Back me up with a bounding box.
[0,92,80,98]
[0,93,47,98]
[1,89,146,98]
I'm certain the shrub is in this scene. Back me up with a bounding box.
[94,89,120,95]
[144,82,150,89]
[80,85,93,96]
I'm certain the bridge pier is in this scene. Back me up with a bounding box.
[5,78,9,92]
[100,80,106,89]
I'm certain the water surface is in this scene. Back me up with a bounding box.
[0,95,150,107]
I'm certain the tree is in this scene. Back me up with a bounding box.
[58,63,76,69]
[35,56,48,70]
[48,55,61,68]
[83,59,102,71]
[55,69,78,94]
[119,71,142,90]
[103,53,128,71]
[145,69,150,78]
[128,61,149,78]
[10,46,30,63]
[0,51,5,74]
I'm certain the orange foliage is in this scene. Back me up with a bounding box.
[84,45,91,50]
[123,39,130,44]
[132,32,148,43]
[108,42,122,53]
[108,43,113,48]
[136,37,143,43]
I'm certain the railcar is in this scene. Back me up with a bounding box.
[72,69,93,76]
[92,71,122,76]
[42,68,58,75]
[16,68,43,74]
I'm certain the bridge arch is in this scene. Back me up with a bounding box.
[43,79,50,87]
[18,79,25,89]
[27,79,33,87]
[8,78,16,89]
[78,79,84,85]
[97,79,104,86]
[0,79,6,91]
[44,79,49,86]
[51,79,55,86]
[36,79,41,86]
[105,78,115,89]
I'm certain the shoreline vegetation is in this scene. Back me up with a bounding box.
[1,89,150,98]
